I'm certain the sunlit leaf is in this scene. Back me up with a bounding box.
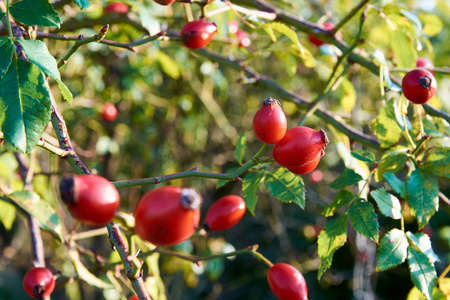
[264,168,305,209]
[408,247,437,300]
[322,190,354,217]
[242,171,264,215]
[371,188,402,219]
[329,168,364,190]
[234,132,246,165]
[348,199,379,243]
[376,229,408,271]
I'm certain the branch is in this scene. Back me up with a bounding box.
[332,0,374,33]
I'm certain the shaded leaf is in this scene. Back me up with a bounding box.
[0,59,52,153]
[234,132,246,165]
[73,0,91,9]
[68,248,113,289]
[384,172,407,199]
[348,199,379,243]
[0,37,14,80]
[408,247,437,300]
[242,171,264,216]
[422,147,450,179]
[264,168,305,209]
[0,12,5,22]
[375,147,409,182]
[406,232,440,264]
[329,168,364,190]
[6,191,63,240]
[10,0,61,27]
[407,169,439,229]
[376,229,408,271]
[370,188,402,219]
[322,190,354,217]
[351,150,376,163]
[318,214,347,279]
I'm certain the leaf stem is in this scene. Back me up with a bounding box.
[5,0,17,58]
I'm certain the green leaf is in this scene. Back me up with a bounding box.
[317,214,347,279]
[348,199,379,243]
[370,188,402,219]
[0,201,16,231]
[408,247,437,300]
[406,232,440,264]
[376,229,408,271]
[261,22,316,67]
[375,147,409,182]
[264,168,306,209]
[0,59,52,153]
[73,0,91,9]
[339,78,356,113]
[242,171,264,216]
[68,248,113,289]
[16,38,73,103]
[0,12,5,22]
[351,150,376,163]
[9,0,61,27]
[234,132,246,165]
[322,190,354,217]
[406,169,439,229]
[329,168,364,190]
[371,115,403,148]
[390,29,417,68]
[422,147,450,179]
[0,37,14,80]
[407,286,446,300]
[5,191,63,240]
[419,13,443,37]
[384,172,407,199]
[157,50,181,80]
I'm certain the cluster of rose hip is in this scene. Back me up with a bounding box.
[254,97,329,175]
[23,173,307,299]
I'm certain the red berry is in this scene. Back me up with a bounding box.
[102,103,118,122]
[402,69,437,104]
[308,169,323,183]
[104,2,129,14]
[181,20,217,49]
[23,267,55,299]
[236,29,251,48]
[253,98,287,144]
[415,57,434,71]
[309,21,338,47]
[203,195,246,231]
[128,295,139,300]
[59,175,120,226]
[228,20,239,34]
[287,151,322,175]
[267,263,308,300]
[134,186,202,246]
[273,127,329,167]
[153,0,175,5]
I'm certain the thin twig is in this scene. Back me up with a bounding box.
[332,0,374,33]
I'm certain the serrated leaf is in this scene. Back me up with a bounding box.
[0,37,14,80]
[419,13,443,37]
[234,132,246,165]
[322,190,354,217]
[376,229,408,271]
[406,232,440,264]
[390,29,417,68]
[73,0,91,9]
[264,168,305,209]
[0,59,52,153]
[375,147,409,182]
[408,247,437,300]
[422,148,450,179]
[351,150,376,163]
[384,172,407,199]
[10,0,61,27]
[407,169,439,229]
[348,199,379,243]
[56,80,73,103]
[329,168,364,190]
[5,191,63,240]
[371,115,403,148]
[317,214,347,279]
[370,188,402,219]
[242,171,264,216]
[68,248,113,289]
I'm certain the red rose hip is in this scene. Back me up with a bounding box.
[60,175,120,226]
[104,2,129,14]
[309,21,339,47]
[153,0,175,5]
[23,267,55,299]
[253,98,287,144]
[134,186,202,246]
[402,69,437,104]
[415,57,434,71]
[273,127,329,167]
[102,103,118,122]
[181,20,217,49]
[287,151,322,175]
[203,195,246,231]
[268,263,308,300]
